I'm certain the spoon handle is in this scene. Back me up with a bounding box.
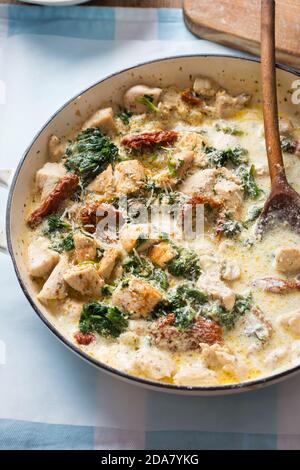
[261,0,286,185]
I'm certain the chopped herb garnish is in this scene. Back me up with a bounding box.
[50,233,74,253]
[215,124,244,136]
[167,158,177,177]
[102,284,115,296]
[116,108,133,125]
[142,179,182,205]
[165,191,181,205]
[143,179,162,193]
[43,214,73,252]
[136,94,160,113]
[135,234,148,251]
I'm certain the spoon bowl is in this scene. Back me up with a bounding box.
[258,0,300,234]
[258,175,300,234]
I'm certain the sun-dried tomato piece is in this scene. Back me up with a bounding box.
[28,174,79,228]
[150,313,222,352]
[250,306,273,342]
[253,277,300,293]
[80,202,124,235]
[181,89,204,106]
[74,331,95,345]
[121,130,178,150]
[191,316,222,345]
[80,203,99,233]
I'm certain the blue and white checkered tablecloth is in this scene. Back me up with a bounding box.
[0,5,300,450]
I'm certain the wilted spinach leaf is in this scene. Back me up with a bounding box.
[79,302,128,337]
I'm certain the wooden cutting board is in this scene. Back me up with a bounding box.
[183,0,300,70]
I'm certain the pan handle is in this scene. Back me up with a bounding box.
[0,168,15,254]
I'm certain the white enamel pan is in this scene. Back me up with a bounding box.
[3,55,300,395]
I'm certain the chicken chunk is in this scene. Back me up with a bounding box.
[88,160,145,197]
[28,237,59,278]
[73,233,97,263]
[198,273,235,310]
[264,346,289,368]
[112,276,162,318]
[279,310,300,336]
[177,132,205,155]
[82,107,116,134]
[174,362,217,386]
[201,343,234,368]
[48,135,67,162]
[133,346,175,380]
[180,167,242,214]
[197,254,236,310]
[214,177,243,213]
[114,160,145,195]
[128,318,149,336]
[159,86,203,123]
[221,259,241,281]
[193,76,219,98]
[201,342,246,377]
[279,117,294,136]
[87,164,115,199]
[118,331,140,348]
[60,298,83,322]
[148,241,177,268]
[120,223,158,252]
[37,256,69,302]
[123,84,162,114]
[255,163,269,177]
[274,246,300,274]
[155,149,194,187]
[213,91,251,118]
[173,150,195,179]
[109,263,123,282]
[63,265,104,297]
[36,162,67,201]
[98,247,121,280]
[179,168,217,197]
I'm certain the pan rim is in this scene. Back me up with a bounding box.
[6,53,300,393]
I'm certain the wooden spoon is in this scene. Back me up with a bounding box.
[258,0,300,234]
